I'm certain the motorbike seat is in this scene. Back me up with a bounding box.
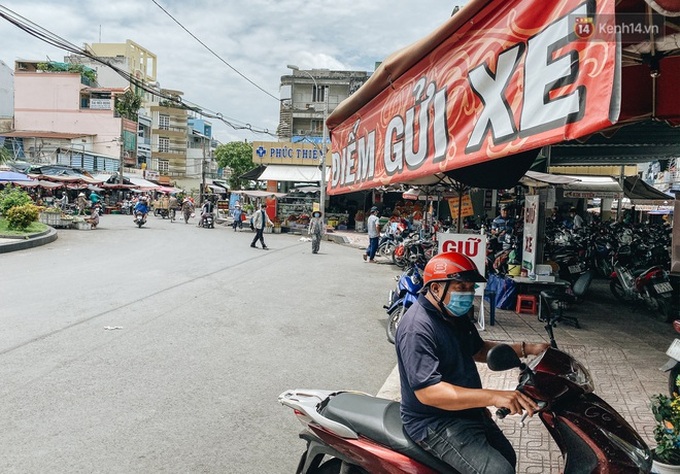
[321,392,459,473]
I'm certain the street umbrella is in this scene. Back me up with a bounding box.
[0,171,32,182]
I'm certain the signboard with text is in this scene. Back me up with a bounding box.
[438,232,487,296]
[328,0,617,195]
[252,141,328,166]
[448,195,474,220]
[522,195,539,273]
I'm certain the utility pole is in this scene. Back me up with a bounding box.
[119,118,125,185]
[201,136,207,205]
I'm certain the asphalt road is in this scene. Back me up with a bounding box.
[0,214,398,473]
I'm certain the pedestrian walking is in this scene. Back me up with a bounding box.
[232,204,243,231]
[250,203,273,250]
[363,206,380,262]
[308,210,325,254]
[76,192,88,215]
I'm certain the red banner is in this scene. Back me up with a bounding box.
[328,0,618,195]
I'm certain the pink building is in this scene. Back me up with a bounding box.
[12,60,136,166]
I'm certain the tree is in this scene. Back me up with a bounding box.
[115,89,143,121]
[214,141,255,189]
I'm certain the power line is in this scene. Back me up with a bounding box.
[149,0,280,102]
[0,5,276,137]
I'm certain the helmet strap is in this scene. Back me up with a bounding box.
[430,281,451,316]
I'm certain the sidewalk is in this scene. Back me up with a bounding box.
[322,230,667,471]
[377,278,669,472]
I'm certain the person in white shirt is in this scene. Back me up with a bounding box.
[570,208,584,229]
[250,203,273,250]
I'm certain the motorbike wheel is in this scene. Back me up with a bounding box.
[386,305,407,344]
[657,296,673,323]
[669,364,680,397]
[379,241,396,259]
[609,280,627,301]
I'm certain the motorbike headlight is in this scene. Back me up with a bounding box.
[560,359,594,393]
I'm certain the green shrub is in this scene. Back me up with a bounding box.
[5,203,40,230]
[0,187,32,215]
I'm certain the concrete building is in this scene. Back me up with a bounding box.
[7,59,133,168]
[278,69,369,144]
[0,60,13,134]
[70,41,214,186]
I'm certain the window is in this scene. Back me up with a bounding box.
[159,114,170,130]
[159,137,170,153]
[158,160,169,174]
[313,85,325,103]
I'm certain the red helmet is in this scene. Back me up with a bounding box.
[423,251,486,286]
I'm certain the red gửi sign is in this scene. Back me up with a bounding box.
[328,0,618,195]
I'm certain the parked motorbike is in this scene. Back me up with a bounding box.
[134,211,147,228]
[279,344,651,473]
[661,320,680,396]
[384,263,423,344]
[154,207,170,219]
[392,233,436,268]
[377,222,406,260]
[609,256,673,321]
[199,212,215,228]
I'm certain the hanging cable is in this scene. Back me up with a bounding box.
[0,5,276,136]
[149,0,279,102]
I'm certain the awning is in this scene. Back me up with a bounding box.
[545,121,680,166]
[258,165,320,182]
[207,184,227,193]
[624,175,674,201]
[128,177,159,191]
[520,171,581,187]
[239,165,267,181]
[561,175,623,198]
[0,171,31,181]
[231,189,287,198]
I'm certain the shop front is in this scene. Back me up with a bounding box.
[251,141,351,230]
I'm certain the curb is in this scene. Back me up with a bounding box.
[325,233,350,245]
[0,227,58,253]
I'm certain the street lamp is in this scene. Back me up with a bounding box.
[287,64,328,217]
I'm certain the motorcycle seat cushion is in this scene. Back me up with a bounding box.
[321,393,459,473]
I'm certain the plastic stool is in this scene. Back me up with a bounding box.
[516,294,538,315]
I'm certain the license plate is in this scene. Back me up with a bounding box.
[655,282,673,294]
[667,339,680,361]
[568,264,582,273]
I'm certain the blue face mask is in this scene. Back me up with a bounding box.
[445,292,475,317]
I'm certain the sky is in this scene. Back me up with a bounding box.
[0,0,465,145]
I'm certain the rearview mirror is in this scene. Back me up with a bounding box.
[487,344,522,371]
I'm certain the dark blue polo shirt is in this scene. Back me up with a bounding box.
[395,294,485,442]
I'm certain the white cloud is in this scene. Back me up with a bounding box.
[0,0,465,144]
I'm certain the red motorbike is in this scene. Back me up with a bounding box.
[609,261,673,321]
[279,344,652,473]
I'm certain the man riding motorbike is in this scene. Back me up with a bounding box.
[133,196,149,221]
[395,251,549,473]
[200,197,215,227]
